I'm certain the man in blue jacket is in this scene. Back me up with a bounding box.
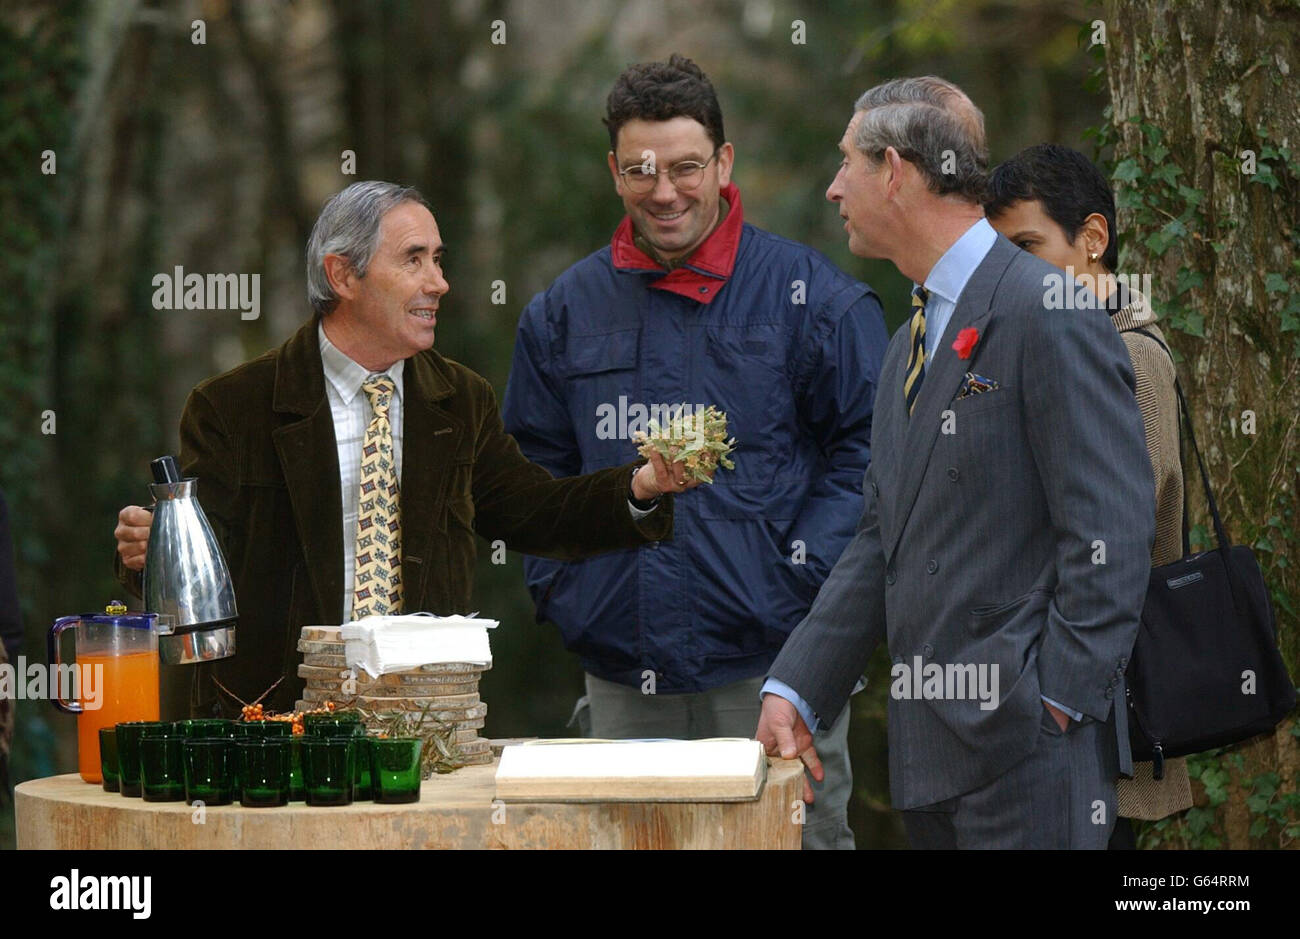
[502,55,888,849]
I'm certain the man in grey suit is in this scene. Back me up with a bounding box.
[756,77,1156,849]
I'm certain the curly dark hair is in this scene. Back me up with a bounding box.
[984,143,1120,272]
[603,53,725,152]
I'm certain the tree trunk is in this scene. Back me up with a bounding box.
[1105,0,1299,849]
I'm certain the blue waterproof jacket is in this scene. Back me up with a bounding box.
[502,187,888,692]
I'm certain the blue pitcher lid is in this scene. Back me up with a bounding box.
[80,601,158,629]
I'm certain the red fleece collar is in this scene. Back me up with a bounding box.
[609,182,744,304]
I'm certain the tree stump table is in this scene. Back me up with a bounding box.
[15,756,804,849]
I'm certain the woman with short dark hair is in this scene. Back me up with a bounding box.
[986,143,1191,848]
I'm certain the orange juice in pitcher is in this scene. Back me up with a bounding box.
[50,603,159,783]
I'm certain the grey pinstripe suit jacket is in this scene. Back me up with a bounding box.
[768,235,1155,810]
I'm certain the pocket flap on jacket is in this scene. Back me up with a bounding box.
[562,328,639,377]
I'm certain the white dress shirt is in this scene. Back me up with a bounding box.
[318,322,404,622]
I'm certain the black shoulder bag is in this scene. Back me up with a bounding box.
[1125,328,1296,779]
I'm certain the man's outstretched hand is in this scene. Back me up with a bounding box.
[756,692,822,805]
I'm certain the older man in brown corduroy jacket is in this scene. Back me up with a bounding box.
[113,182,698,718]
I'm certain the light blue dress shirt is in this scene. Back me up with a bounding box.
[760,217,1082,731]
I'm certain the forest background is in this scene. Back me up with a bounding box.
[2,0,1296,850]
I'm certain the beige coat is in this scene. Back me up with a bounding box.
[1112,290,1194,820]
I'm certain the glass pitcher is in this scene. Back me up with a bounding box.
[48,602,160,783]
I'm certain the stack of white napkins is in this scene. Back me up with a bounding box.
[339,612,498,676]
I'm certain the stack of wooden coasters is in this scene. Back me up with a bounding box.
[294,625,493,765]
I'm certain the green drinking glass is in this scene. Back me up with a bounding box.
[183,737,234,806]
[369,737,424,804]
[115,721,173,798]
[178,718,235,739]
[237,719,292,738]
[300,736,355,806]
[289,734,305,801]
[139,734,186,802]
[235,738,290,807]
[98,727,120,793]
[304,710,361,735]
[351,726,373,801]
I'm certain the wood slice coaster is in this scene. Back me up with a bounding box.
[297,639,345,655]
[300,626,342,642]
[451,728,484,744]
[456,750,494,766]
[297,664,480,691]
[301,681,480,707]
[300,687,480,708]
[301,652,348,667]
[355,700,487,722]
[302,681,480,699]
[430,736,491,755]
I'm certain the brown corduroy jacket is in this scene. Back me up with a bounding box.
[117,317,673,717]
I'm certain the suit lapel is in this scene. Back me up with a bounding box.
[397,351,462,605]
[272,319,345,623]
[885,237,1017,561]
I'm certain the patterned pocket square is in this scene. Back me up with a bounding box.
[955,372,1001,399]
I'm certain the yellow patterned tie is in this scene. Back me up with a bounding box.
[352,375,402,619]
[903,286,929,415]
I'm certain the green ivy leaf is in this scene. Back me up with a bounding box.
[1176,267,1205,295]
[1112,158,1141,184]
[1264,272,1290,294]
[1152,163,1182,184]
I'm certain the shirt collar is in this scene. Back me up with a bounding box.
[918,217,998,306]
[609,182,745,304]
[318,321,405,406]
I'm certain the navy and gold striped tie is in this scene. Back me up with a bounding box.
[903,286,929,415]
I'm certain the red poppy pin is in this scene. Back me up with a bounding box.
[952,327,979,360]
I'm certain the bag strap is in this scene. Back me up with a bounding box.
[1130,327,1233,554]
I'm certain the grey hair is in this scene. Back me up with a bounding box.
[306,180,431,316]
[852,77,988,203]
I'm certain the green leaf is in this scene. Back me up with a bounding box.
[1176,267,1205,295]
[1112,158,1141,184]
[1252,164,1280,191]
[1264,272,1290,294]
[1152,163,1182,184]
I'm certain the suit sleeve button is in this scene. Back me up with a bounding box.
[947,467,959,481]
[926,559,939,574]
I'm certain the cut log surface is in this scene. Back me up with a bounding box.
[300,626,343,641]
[15,758,804,849]
[302,653,348,667]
